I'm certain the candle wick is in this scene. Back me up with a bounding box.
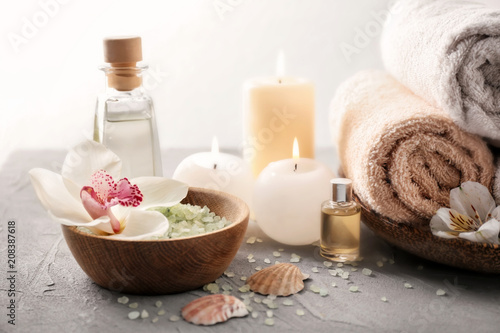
[294,163,297,172]
[213,163,217,170]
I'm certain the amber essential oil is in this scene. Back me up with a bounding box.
[320,178,361,262]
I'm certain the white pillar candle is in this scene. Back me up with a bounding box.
[253,139,334,245]
[243,51,315,178]
[173,137,254,210]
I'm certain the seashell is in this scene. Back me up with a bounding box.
[182,294,248,325]
[247,263,309,296]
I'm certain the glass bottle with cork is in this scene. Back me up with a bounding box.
[94,36,162,178]
[320,178,361,262]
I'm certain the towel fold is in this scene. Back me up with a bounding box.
[381,0,500,144]
[330,71,494,226]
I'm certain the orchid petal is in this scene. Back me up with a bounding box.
[459,219,500,244]
[61,140,122,199]
[55,214,114,234]
[80,187,121,233]
[108,210,169,240]
[449,181,495,225]
[131,177,188,209]
[490,206,500,220]
[29,168,91,224]
[430,208,470,234]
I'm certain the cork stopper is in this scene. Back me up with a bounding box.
[103,36,143,91]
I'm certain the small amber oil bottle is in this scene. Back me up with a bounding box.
[320,178,360,262]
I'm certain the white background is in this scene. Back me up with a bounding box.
[1,0,499,167]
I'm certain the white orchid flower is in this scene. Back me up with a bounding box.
[29,140,188,240]
[430,181,500,244]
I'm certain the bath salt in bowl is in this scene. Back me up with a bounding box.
[62,187,249,295]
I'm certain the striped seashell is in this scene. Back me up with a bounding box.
[247,263,309,296]
[181,294,248,325]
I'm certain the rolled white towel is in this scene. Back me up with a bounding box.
[381,0,500,145]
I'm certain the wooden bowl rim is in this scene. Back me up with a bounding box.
[355,193,500,250]
[63,187,250,243]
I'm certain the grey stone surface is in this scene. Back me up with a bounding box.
[1,148,500,332]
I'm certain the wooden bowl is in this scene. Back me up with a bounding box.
[62,187,250,295]
[356,194,500,274]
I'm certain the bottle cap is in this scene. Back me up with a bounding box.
[330,178,353,202]
[103,36,142,65]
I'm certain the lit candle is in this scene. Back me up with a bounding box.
[253,138,334,245]
[173,137,253,209]
[243,51,315,177]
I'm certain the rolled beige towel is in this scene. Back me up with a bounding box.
[330,71,494,226]
[381,0,500,145]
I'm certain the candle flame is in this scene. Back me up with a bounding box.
[212,136,219,169]
[276,50,285,78]
[293,137,299,159]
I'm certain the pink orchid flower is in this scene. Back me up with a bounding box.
[29,140,188,240]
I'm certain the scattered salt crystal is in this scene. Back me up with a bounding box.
[267,302,278,309]
[312,267,319,273]
[336,268,344,274]
[328,269,338,276]
[128,311,140,320]
[155,301,162,308]
[222,290,231,295]
[257,238,263,243]
[404,283,413,289]
[267,310,273,318]
[215,278,223,284]
[290,257,300,263]
[207,283,219,294]
[247,305,253,312]
[157,309,166,316]
[249,259,256,263]
[381,296,388,302]
[341,272,349,280]
[141,310,149,319]
[382,257,388,262]
[389,259,395,264]
[351,262,359,267]
[349,286,359,293]
[319,288,329,297]
[351,268,358,272]
[310,285,321,293]
[238,284,251,293]
[152,317,159,323]
[323,261,333,267]
[247,236,257,244]
[273,251,281,257]
[117,296,129,304]
[169,315,180,322]
[264,258,271,264]
[337,263,344,268]
[265,318,274,326]
[262,298,271,305]
[247,254,254,259]
[255,266,262,271]
[252,312,259,319]
[275,261,281,265]
[240,276,247,281]
[129,302,138,309]
[283,299,294,306]
[253,297,262,304]
[296,309,305,316]
[417,265,424,271]
[436,289,446,296]
[376,261,384,268]
[268,294,277,300]
[331,282,337,288]
[224,271,235,278]
[279,248,284,252]
[222,283,233,291]
[243,298,251,306]
[362,268,372,276]
[249,292,255,297]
